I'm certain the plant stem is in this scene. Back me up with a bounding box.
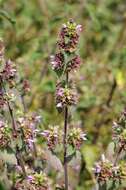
[7,100,17,136]
[63,72,69,190]
[0,78,17,136]
[114,146,123,166]
[21,94,27,113]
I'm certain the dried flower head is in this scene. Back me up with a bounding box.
[55,82,78,111]
[50,52,64,73]
[58,20,82,52]
[15,172,50,190]
[67,55,81,71]
[112,108,126,150]
[1,59,16,87]
[17,114,40,150]
[67,126,86,149]
[22,79,30,94]
[41,125,61,150]
[93,155,126,184]
[0,120,11,149]
[51,20,82,76]
[0,89,6,108]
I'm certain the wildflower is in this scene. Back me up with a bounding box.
[51,20,82,75]
[55,82,78,111]
[50,53,64,72]
[0,120,11,149]
[22,79,30,94]
[112,108,126,150]
[67,55,81,71]
[15,172,50,190]
[17,114,40,150]
[58,20,82,53]
[27,172,48,187]
[93,155,126,183]
[67,127,86,149]
[0,89,6,108]
[41,125,61,150]
[1,59,16,87]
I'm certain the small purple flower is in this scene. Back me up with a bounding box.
[76,24,82,34]
[94,163,101,174]
[27,175,34,182]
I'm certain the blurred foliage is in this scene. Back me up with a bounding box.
[0,0,126,189]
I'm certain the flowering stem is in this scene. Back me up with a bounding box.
[7,104,27,177]
[1,80,27,177]
[0,78,17,135]
[7,100,17,136]
[7,103,27,177]
[21,94,27,113]
[63,71,69,190]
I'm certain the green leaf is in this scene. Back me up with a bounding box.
[66,151,76,163]
[0,10,16,25]
[0,183,6,190]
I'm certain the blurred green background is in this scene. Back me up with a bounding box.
[0,0,126,189]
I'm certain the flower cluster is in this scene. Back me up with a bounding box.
[0,89,6,108]
[67,55,81,71]
[1,59,16,86]
[41,125,61,150]
[0,120,11,149]
[17,114,41,150]
[50,53,64,73]
[55,82,78,111]
[50,20,82,75]
[23,79,30,93]
[112,108,126,150]
[22,79,30,95]
[0,40,16,88]
[58,19,82,52]
[15,172,50,190]
[27,172,49,190]
[67,126,86,149]
[93,155,126,183]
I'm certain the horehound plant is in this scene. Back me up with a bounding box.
[93,108,126,190]
[0,20,86,190]
[48,20,86,189]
